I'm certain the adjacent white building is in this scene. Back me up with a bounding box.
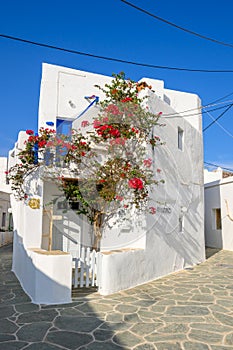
[0,157,13,246]
[204,168,233,249]
[10,63,205,304]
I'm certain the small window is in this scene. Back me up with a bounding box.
[2,212,6,227]
[179,216,183,233]
[178,127,184,151]
[213,208,222,230]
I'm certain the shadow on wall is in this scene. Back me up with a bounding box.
[145,142,205,270]
[147,193,204,271]
[12,230,72,305]
[1,243,127,349]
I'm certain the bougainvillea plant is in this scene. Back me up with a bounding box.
[7,72,164,248]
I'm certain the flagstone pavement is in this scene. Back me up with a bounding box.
[2,245,233,349]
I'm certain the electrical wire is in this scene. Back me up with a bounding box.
[162,95,233,117]
[203,108,233,139]
[203,104,233,132]
[163,102,233,118]
[209,91,233,105]
[204,162,233,172]
[1,33,233,73]
[120,0,233,49]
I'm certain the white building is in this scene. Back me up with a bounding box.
[204,168,233,249]
[0,157,13,246]
[10,63,205,304]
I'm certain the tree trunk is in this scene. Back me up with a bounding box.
[92,211,104,251]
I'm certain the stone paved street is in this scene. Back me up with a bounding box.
[2,245,233,349]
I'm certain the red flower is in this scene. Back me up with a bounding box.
[81,151,86,156]
[26,129,34,135]
[28,135,37,142]
[128,178,144,190]
[121,97,133,103]
[99,179,106,183]
[38,140,47,148]
[4,171,9,175]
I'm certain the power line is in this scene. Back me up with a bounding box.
[209,91,233,105]
[204,162,233,172]
[120,0,233,49]
[204,108,233,139]
[162,99,233,117]
[1,33,233,73]
[163,102,233,118]
[203,104,233,132]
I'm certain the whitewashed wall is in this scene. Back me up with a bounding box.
[205,175,233,250]
[10,133,72,304]
[0,157,12,246]
[204,168,222,183]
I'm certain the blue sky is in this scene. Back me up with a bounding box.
[0,0,233,170]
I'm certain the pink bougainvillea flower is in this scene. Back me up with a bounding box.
[114,138,125,145]
[102,117,109,123]
[93,120,101,128]
[149,206,156,214]
[26,129,34,135]
[143,158,152,168]
[115,195,123,201]
[157,168,161,173]
[128,177,144,190]
[106,104,120,115]
[46,141,54,147]
[81,120,89,127]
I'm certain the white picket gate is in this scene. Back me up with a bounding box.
[72,247,100,288]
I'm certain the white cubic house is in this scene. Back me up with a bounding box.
[204,167,233,249]
[10,63,205,304]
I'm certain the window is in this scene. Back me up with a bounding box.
[213,208,222,230]
[178,127,184,151]
[179,216,183,233]
[1,212,6,227]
